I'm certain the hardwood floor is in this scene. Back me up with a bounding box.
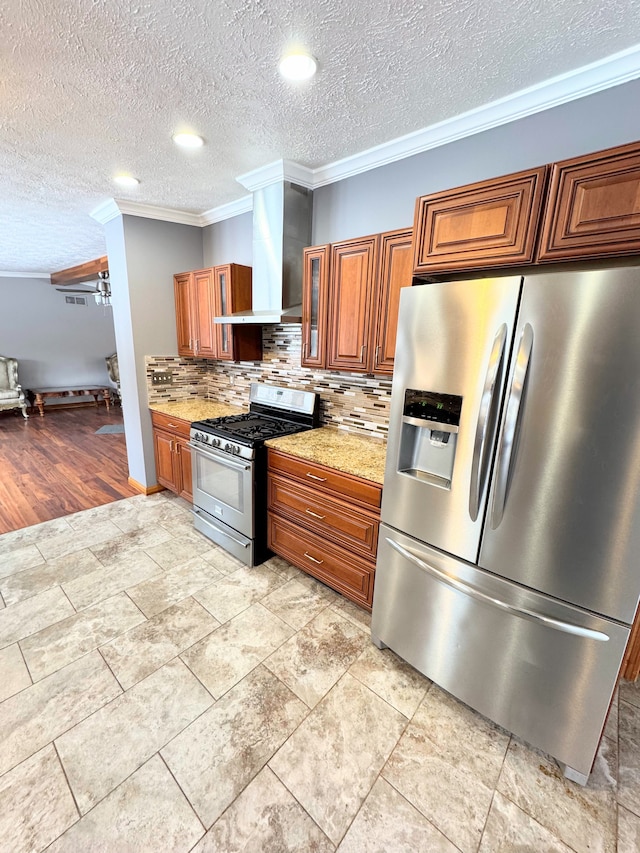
[0,404,136,534]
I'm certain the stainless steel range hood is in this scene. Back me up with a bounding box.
[214,179,313,325]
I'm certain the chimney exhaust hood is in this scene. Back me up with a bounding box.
[215,163,314,325]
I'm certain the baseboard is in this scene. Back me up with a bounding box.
[127,477,166,496]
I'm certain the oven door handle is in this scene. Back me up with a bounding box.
[189,442,251,471]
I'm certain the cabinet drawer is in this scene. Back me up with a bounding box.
[268,514,374,609]
[150,411,191,438]
[268,473,379,559]
[267,450,382,510]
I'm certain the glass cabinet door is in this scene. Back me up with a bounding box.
[302,245,330,368]
[214,265,233,360]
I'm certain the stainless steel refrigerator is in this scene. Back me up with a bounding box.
[371,266,640,784]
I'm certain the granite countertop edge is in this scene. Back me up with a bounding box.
[265,426,386,485]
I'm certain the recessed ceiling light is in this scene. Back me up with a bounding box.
[173,132,205,149]
[278,51,317,81]
[113,174,140,188]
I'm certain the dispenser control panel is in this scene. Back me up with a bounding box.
[403,390,462,427]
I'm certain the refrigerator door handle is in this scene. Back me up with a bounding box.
[469,324,507,521]
[490,323,534,529]
[385,538,610,642]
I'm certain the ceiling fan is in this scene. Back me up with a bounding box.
[56,270,111,304]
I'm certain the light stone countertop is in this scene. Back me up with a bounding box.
[148,399,243,422]
[265,427,387,485]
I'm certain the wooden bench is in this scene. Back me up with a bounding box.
[28,386,112,417]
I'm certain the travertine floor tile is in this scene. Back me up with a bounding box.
[0,586,75,648]
[0,549,103,606]
[618,804,640,853]
[262,554,303,580]
[383,687,510,853]
[0,543,44,578]
[0,516,73,555]
[603,687,619,742]
[270,673,407,845]
[497,736,617,853]
[36,520,124,561]
[201,547,247,576]
[477,790,573,852]
[87,526,175,567]
[194,767,333,853]
[261,577,332,630]
[47,754,204,852]
[0,643,31,702]
[100,597,219,689]
[126,556,223,618]
[182,602,294,698]
[619,698,640,817]
[264,608,367,708]
[162,666,307,829]
[56,658,213,814]
[193,564,285,623]
[348,642,429,719]
[0,651,121,776]
[331,597,372,633]
[20,592,145,681]
[62,550,162,610]
[336,777,457,853]
[142,534,215,570]
[0,746,78,853]
[620,677,640,710]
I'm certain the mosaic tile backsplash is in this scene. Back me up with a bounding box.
[145,326,391,440]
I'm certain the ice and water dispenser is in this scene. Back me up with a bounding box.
[397,390,462,489]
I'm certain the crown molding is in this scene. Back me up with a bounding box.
[236,158,315,191]
[312,44,640,187]
[0,270,51,279]
[200,194,253,225]
[90,198,203,226]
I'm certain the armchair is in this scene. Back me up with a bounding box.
[0,356,29,419]
[105,353,120,404]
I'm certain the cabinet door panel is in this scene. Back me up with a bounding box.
[538,141,640,261]
[301,245,330,368]
[413,167,548,273]
[153,429,178,491]
[327,236,378,372]
[373,229,413,374]
[193,269,216,357]
[213,265,233,360]
[174,273,194,356]
[177,439,193,502]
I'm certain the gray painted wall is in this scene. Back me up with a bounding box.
[105,215,203,488]
[312,78,640,243]
[202,212,253,267]
[0,275,116,394]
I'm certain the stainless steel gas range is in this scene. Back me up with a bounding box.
[189,383,319,566]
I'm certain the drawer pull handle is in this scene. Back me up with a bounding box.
[305,509,326,520]
[306,472,327,482]
[304,552,324,565]
[167,423,177,428]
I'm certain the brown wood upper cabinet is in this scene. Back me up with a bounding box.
[174,263,262,361]
[413,167,549,275]
[302,228,412,375]
[537,140,640,262]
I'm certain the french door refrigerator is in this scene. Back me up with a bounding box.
[371,266,640,784]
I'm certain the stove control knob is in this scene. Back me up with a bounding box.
[212,438,220,447]
[224,442,231,452]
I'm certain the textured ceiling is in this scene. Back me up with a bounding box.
[1,0,640,272]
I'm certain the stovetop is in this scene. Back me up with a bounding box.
[193,412,310,444]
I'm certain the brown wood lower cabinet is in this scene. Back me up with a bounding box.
[151,411,193,502]
[267,449,382,610]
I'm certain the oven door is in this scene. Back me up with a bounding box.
[190,442,254,538]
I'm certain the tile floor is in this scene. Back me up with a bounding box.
[1,492,640,852]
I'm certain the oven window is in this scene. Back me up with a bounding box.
[196,453,245,511]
